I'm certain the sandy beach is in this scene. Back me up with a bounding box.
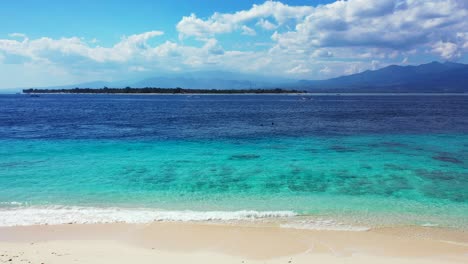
[0,222,467,264]
[3,0,468,263]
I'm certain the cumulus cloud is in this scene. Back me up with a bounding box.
[287,64,310,74]
[273,0,467,51]
[202,38,225,55]
[8,33,28,39]
[176,13,233,38]
[431,41,460,59]
[129,65,148,72]
[344,64,362,75]
[256,19,278,30]
[311,49,333,58]
[319,66,331,74]
[0,31,165,65]
[241,25,256,36]
[176,1,312,38]
[0,31,236,85]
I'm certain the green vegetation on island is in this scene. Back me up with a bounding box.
[23,87,307,94]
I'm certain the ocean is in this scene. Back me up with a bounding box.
[0,94,467,230]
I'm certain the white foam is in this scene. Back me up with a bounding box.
[280,219,370,232]
[0,201,25,206]
[0,205,297,227]
[421,222,439,227]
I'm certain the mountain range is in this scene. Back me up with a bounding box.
[5,61,468,93]
[295,61,468,93]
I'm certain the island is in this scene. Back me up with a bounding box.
[22,87,307,94]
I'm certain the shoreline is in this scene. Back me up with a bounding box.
[2,92,468,96]
[0,222,467,263]
[1,205,467,231]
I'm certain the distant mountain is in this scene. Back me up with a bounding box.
[296,61,468,93]
[133,71,292,89]
[20,71,293,91]
[0,88,23,94]
[134,77,281,90]
[7,62,468,94]
[37,81,114,89]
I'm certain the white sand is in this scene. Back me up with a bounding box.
[0,222,467,263]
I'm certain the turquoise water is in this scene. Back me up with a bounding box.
[1,134,467,228]
[1,94,467,229]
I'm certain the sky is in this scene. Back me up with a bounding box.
[0,0,467,88]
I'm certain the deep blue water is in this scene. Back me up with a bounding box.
[1,94,467,139]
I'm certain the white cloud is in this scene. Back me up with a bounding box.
[371,60,380,70]
[319,66,331,74]
[344,64,362,75]
[176,13,233,38]
[287,64,310,74]
[311,49,333,58]
[8,33,28,39]
[431,41,460,59]
[256,19,278,30]
[0,31,165,64]
[455,32,468,50]
[241,25,256,36]
[152,41,180,57]
[176,1,312,38]
[272,0,467,53]
[129,66,148,72]
[202,38,225,55]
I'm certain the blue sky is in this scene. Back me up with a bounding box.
[1,0,333,43]
[0,0,467,88]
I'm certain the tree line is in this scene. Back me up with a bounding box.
[23,87,307,94]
